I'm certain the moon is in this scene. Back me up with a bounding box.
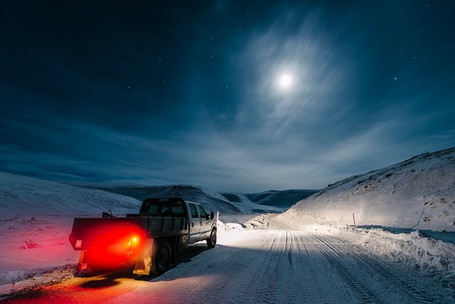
[278,74,293,89]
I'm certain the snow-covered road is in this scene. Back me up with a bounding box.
[3,217,452,303]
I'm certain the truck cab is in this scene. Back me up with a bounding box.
[187,201,214,243]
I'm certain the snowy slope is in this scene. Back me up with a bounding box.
[282,147,455,232]
[0,171,142,215]
[218,192,284,213]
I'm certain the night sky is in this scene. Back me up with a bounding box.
[1,1,454,192]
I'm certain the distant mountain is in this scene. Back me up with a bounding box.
[221,189,318,210]
[282,147,455,232]
[247,189,318,208]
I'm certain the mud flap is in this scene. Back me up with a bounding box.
[77,251,88,271]
[133,238,153,275]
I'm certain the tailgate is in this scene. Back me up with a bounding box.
[69,217,145,250]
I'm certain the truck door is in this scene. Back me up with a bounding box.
[188,203,201,243]
[197,204,212,238]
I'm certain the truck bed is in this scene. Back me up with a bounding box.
[69,215,188,250]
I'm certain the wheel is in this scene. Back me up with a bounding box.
[207,228,217,248]
[150,242,171,275]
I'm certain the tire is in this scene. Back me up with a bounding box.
[150,242,171,275]
[207,228,217,248]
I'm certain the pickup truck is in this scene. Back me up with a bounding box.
[69,197,217,275]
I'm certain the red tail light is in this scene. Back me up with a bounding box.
[128,235,140,247]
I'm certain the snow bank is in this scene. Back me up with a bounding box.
[339,227,455,275]
[339,226,455,295]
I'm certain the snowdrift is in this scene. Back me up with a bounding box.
[282,147,455,232]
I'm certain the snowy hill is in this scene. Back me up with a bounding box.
[282,147,455,232]
[0,171,142,216]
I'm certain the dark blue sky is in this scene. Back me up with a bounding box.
[1,1,454,192]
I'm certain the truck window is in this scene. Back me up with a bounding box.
[159,205,171,215]
[140,198,186,217]
[189,203,199,218]
[144,203,159,215]
[171,205,185,216]
[197,205,207,218]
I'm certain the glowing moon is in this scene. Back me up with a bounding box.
[278,74,293,89]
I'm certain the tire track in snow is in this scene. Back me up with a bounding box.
[283,231,339,303]
[238,230,284,304]
[311,234,438,303]
[204,231,282,304]
[294,232,369,304]
[268,216,370,303]
[214,230,345,303]
[268,230,361,303]
[310,234,383,303]
[318,234,443,303]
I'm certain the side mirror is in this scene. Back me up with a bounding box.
[205,212,215,220]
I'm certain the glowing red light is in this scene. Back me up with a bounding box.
[82,224,146,269]
[127,235,140,248]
